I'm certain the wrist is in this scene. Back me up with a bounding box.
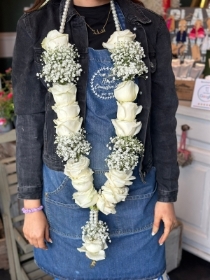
[22,205,44,214]
[24,199,41,208]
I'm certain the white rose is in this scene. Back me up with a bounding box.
[102,30,136,50]
[73,186,98,208]
[105,170,135,188]
[55,117,83,136]
[114,81,139,102]
[97,194,116,215]
[52,102,80,121]
[42,30,69,51]
[49,83,77,105]
[117,102,142,121]
[64,156,90,178]
[102,181,129,203]
[112,119,142,137]
[71,172,94,192]
[78,239,107,261]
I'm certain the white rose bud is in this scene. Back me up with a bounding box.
[111,119,142,137]
[117,102,142,121]
[114,81,139,102]
[102,182,129,203]
[64,156,90,178]
[105,170,135,188]
[52,102,80,121]
[78,238,107,261]
[71,169,94,192]
[73,186,98,208]
[103,29,136,50]
[97,194,116,215]
[49,83,77,105]
[54,117,83,136]
[42,30,69,51]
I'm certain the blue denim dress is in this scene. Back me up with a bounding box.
[34,4,168,280]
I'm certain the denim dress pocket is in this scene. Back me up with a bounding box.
[43,164,89,239]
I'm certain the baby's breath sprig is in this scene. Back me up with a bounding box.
[37,45,82,86]
[105,136,144,172]
[82,220,110,244]
[55,129,91,162]
[110,41,148,81]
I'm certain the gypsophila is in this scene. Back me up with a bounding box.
[37,45,82,85]
[105,136,144,172]
[55,129,91,162]
[82,220,110,244]
[110,41,148,81]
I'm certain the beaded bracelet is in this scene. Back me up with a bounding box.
[21,205,44,214]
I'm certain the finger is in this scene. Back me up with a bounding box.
[37,236,48,250]
[159,224,171,245]
[29,238,39,248]
[152,215,161,236]
[45,226,53,243]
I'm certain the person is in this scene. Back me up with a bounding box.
[12,0,179,279]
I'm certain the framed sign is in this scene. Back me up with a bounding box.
[191,78,210,110]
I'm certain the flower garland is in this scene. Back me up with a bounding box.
[37,0,148,264]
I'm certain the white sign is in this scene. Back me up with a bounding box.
[191,78,210,110]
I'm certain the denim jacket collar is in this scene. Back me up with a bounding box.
[58,0,152,25]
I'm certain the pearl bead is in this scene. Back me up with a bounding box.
[110,1,120,31]
[59,0,71,31]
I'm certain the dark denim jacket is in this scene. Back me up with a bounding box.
[12,0,179,202]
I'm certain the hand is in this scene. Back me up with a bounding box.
[23,210,52,249]
[152,202,178,245]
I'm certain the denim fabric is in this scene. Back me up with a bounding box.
[34,164,166,280]
[54,271,170,280]
[12,0,179,202]
[54,273,170,280]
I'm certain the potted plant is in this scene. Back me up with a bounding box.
[0,68,14,133]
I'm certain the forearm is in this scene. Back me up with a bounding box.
[16,114,45,199]
[151,17,179,202]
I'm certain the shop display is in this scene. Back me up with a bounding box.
[169,8,210,62]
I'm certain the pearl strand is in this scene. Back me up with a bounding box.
[59,0,71,33]
[60,0,120,34]
[110,0,121,31]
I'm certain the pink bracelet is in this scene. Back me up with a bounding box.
[21,205,44,214]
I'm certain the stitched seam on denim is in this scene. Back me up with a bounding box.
[45,176,69,195]
[46,197,79,209]
[158,189,178,193]
[93,170,109,174]
[110,222,153,237]
[127,186,157,200]
[35,259,165,280]
[89,58,112,62]
[48,222,153,238]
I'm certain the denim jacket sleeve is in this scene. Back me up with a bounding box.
[12,15,47,199]
[151,18,179,202]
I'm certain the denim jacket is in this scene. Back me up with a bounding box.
[12,0,179,202]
